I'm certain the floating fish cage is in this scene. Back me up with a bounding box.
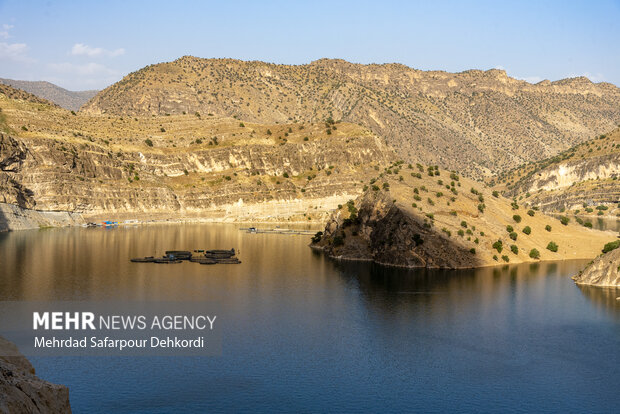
[131,248,241,265]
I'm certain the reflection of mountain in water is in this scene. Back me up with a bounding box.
[576,285,620,319]
[576,217,620,232]
[331,259,588,319]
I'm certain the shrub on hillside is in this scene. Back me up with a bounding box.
[602,240,620,253]
[492,240,503,253]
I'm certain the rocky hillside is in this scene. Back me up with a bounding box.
[0,86,394,227]
[496,127,619,213]
[0,84,58,108]
[573,242,620,287]
[0,78,97,111]
[311,161,616,269]
[81,57,620,178]
[0,336,71,413]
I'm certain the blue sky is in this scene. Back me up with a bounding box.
[0,0,618,90]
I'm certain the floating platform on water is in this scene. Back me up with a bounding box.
[130,256,155,263]
[130,248,241,265]
[213,258,242,264]
[154,258,182,264]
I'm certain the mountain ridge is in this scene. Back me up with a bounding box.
[82,57,620,178]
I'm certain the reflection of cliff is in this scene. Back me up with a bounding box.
[332,259,590,318]
[576,286,620,320]
[0,336,72,413]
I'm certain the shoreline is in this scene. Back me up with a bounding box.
[309,243,603,271]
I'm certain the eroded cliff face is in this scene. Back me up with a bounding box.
[0,130,394,227]
[513,154,620,211]
[524,155,619,193]
[501,127,620,212]
[0,337,71,413]
[0,134,35,209]
[573,247,620,287]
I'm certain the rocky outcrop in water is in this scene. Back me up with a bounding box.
[311,190,481,269]
[573,245,620,287]
[312,162,616,269]
[0,337,71,413]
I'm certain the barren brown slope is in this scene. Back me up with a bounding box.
[0,90,395,225]
[82,57,620,178]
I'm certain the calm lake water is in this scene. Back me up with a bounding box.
[0,224,618,413]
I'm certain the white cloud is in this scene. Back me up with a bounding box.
[0,41,34,62]
[0,24,35,63]
[70,43,125,58]
[0,24,14,39]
